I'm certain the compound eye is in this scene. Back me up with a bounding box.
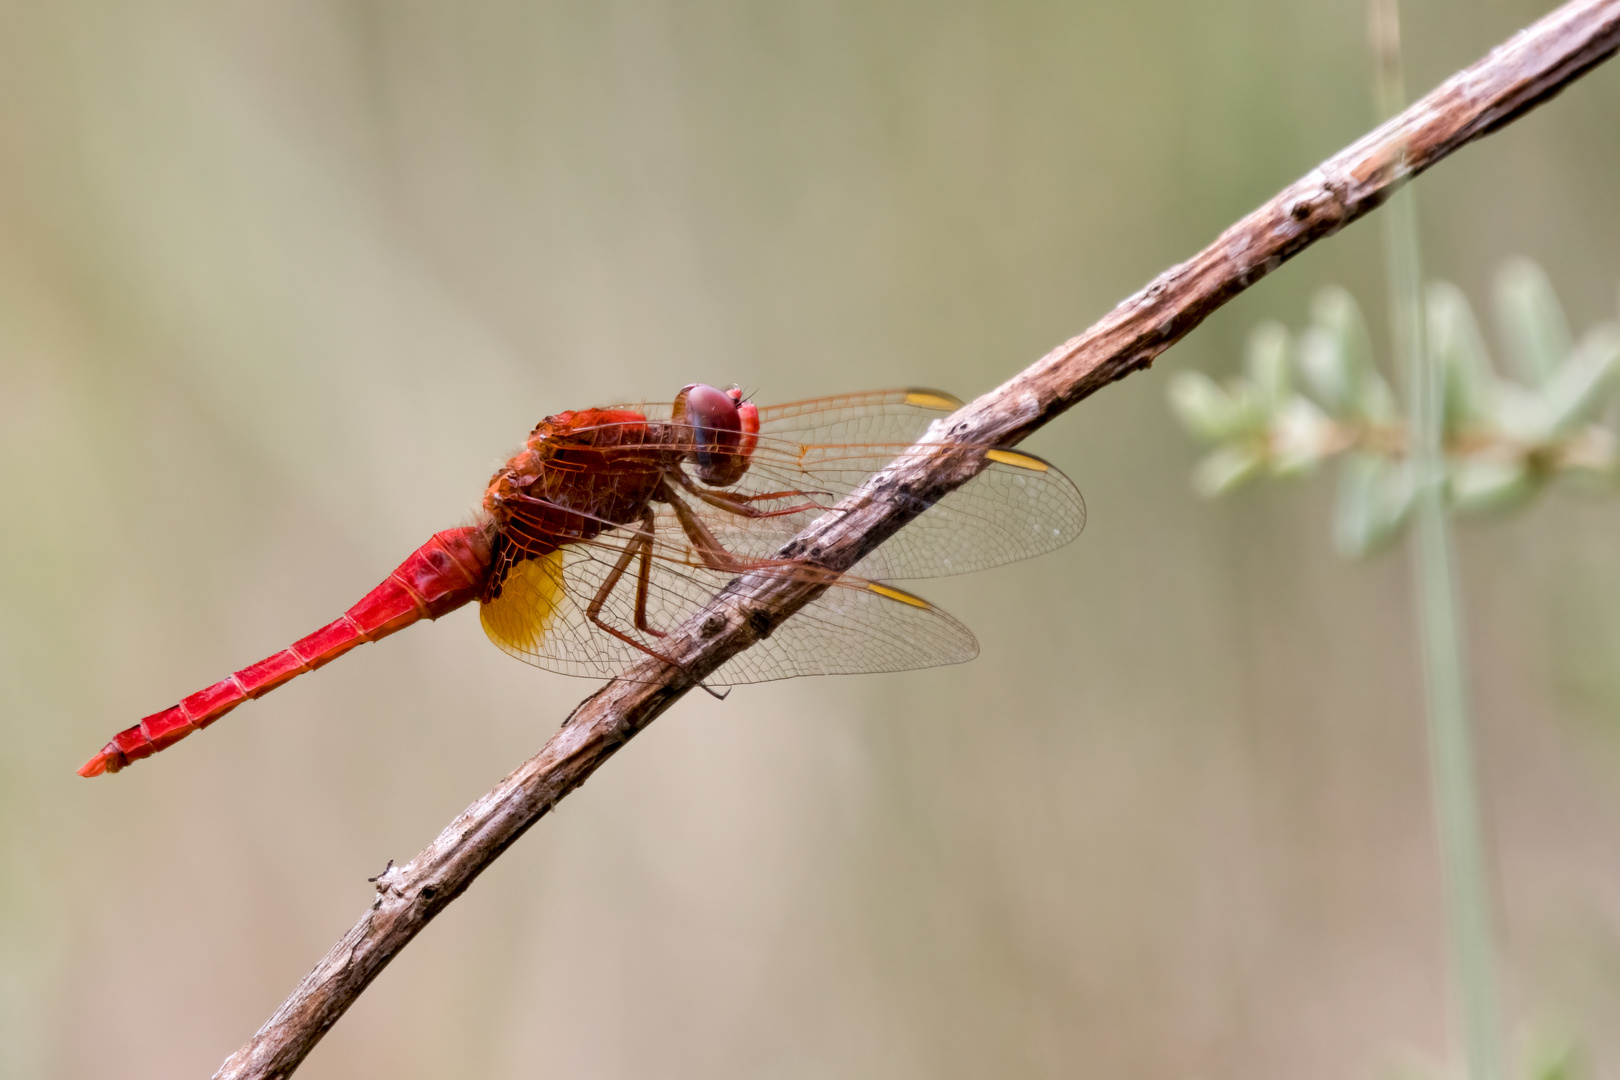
[676,383,755,486]
[683,383,742,452]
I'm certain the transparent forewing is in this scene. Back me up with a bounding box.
[612,388,963,446]
[479,526,978,683]
[854,448,1084,580]
[754,388,964,445]
[711,576,978,684]
[675,438,1086,580]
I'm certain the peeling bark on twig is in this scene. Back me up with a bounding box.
[215,2,1620,1076]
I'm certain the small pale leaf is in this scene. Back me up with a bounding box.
[1307,287,1397,423]
[1543,323,1620,435]
[1193,444,1264,497]
[1427,281,1496,433]
[1495,258,1572,387]
[1270,396,1337,476]
[1168,371,1245,441]
[1245,322,1292,414]
[1334,453,1412,557]
[1493,380,1555,445]
[1448,456,1536,514]
[1356,368,1400,426]
[1300,326,1352,415]
[1303,289,1361,413]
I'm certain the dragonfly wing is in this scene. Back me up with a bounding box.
[481,549,567,656]
[480,546,641,678]
[619,388,964,444]
[479,528,977,684]
[854,448,1085,579]
[710,577,978,684]
[754,388,964,444]
[686,442,1085,580]
[481,536,694,679]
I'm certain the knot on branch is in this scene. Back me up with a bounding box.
[368,860,408,909]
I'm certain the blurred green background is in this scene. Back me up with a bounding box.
[3,2,1618,1077]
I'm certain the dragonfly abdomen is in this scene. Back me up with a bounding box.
[78,526,492,776]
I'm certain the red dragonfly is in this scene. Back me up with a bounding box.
[79,385,1083,777]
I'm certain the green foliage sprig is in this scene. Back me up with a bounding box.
[1169,259,1620,556]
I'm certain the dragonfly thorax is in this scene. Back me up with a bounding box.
[479,409,666,598]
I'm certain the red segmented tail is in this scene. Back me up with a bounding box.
[78,526,493,777]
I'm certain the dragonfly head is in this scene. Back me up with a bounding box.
[674,383,760,486]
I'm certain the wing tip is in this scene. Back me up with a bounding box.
[903,389,965,411]
[866,582,934,609]
[985,448,1051,472]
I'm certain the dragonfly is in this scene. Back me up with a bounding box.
[79,385,1083,777]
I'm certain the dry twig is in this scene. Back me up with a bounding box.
[215,2,1620,1076]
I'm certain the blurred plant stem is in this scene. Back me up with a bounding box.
[1373,1,1506,1078]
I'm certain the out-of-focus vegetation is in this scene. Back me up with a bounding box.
[1169,253,1620,1080]
[1391,1028,1584,1080]
[1170,260,1620,555]
[3,3,1620,1079]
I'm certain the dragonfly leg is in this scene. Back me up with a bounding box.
[584,556,730,700]
[583,517,687,668]
[631,507,662,637]
[585,592,683,668]
[661,480,754,573]
[586,516,664,636]
[670,468,830,520]
[610,498,738,700]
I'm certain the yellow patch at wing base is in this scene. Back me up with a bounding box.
[480,550,566,655]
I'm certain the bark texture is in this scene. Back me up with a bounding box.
[216,1,1620,1076]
